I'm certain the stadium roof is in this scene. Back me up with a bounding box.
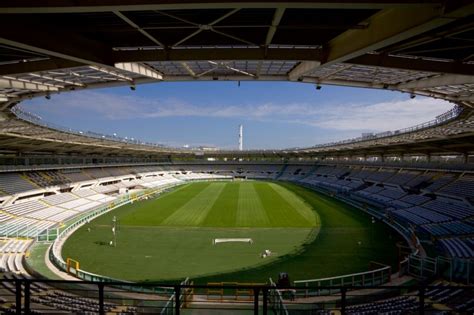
[0,1,473,157]
[0,1,473,104]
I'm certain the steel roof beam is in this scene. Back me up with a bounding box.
[2,53,472,80]
[0,137,34,147]
[325,6,460,64]
[112,48,322,62]
[114,62,163,80]
[113,11,165,48]
[180,62,196,77]
[0,58,83,76]
[348,54,474,76]
[289,2,474,80]
[0,1,443,14]
[0,77,59,91]
[397,74,474,89]
[454,95,474,102]
[265,8,286,46]
[162,75,287,81]
[255,8,286,79]
[168,8,244,47]
[288,61,321,81]
[0,26,113,68]
[89,66,134,82]
[28,73,85,87]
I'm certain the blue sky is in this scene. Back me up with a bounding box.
[21,81,452,149]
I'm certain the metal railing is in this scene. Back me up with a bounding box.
[49,183,183,285]
[306,105,463,149]
[294,264,392,297]
[268,278,289,315]
[0,279,473,315]
[161,278,191,315]
[0,161,172,173]
[10,106,176,149]
[407,254,474,284]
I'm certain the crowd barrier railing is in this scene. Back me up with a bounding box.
[293,265,392,297]
[1,279,473,315]
[49,182,184,287]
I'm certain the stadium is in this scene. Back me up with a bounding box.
[0,1,473,314]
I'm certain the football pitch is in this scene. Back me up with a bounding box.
[62,181,401,283]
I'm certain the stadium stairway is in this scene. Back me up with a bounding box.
[275,164,289,180]
[298,166,318,180]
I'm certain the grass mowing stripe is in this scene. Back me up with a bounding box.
[94,184,192,225]
[63,226,313,281]
[162,182,226,226]
[254,182,314,227]
[202,182,239,227]
[269,182,319,226]
[121,182,211,226]
[236,182,271,227]
[63,181,401,283]
[195,182,401,283]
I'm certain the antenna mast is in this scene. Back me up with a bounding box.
[239,124,243,151]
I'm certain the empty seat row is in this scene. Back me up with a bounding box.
[423,200,474,220]
[72,188,97,198]
[42,192,78,205]
[0,173,39,195]
[399,194,431,205]
[24,207,59,220]
[61,170,93,182]
[2,200,47,216]
[403,207,452,223]
[384,171,421,186]
[439,238,474,258]
[439,176,474,199]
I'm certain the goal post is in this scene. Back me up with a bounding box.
[66,258,80,275]
[212,238,253,245]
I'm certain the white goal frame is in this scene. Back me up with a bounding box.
[213,238,253,245]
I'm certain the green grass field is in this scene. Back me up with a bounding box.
[62,181,401,283]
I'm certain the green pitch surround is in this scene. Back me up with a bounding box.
[62,181,400,283]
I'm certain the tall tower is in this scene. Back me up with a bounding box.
[239,124,243,151]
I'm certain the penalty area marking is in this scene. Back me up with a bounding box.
[213,238,253,245]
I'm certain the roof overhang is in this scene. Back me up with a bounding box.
[0,1,473,155]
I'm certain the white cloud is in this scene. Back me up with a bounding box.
[24,90,453,133]
[306,98,452,131]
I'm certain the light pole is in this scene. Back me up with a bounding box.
[112,216,117,247]
[371,216,376,245]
